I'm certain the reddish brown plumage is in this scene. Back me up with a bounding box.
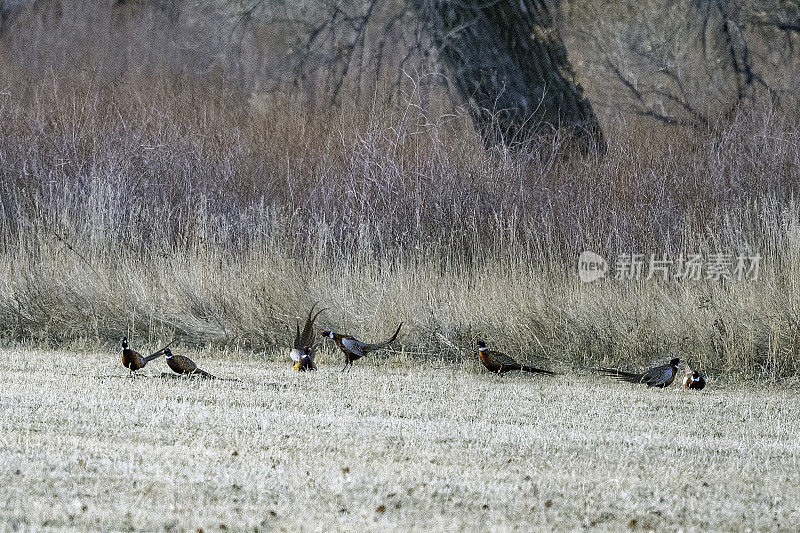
[476,340,555,375]
[332,334,361,365]
[120,337,164,375]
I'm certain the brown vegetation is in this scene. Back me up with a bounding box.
[0,1,799,378]
[0,65,798,378]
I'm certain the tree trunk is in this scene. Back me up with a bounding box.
[411,0,605,152]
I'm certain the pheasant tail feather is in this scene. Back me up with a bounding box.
[597,368,644,383]
[370,323,403,350]
[520,365,555,375]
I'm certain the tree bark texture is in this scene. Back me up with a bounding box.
[411,0,605,151]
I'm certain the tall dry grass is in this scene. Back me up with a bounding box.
[0,60,799,377]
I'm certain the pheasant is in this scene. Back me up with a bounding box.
[291,345,317,371]
[682,360,706,390]
[120,337,165,376]
[289,304,326,371]
[163,348,216,379]
[598,357,680,388]
[476,340,555,375]
[321,323,403,372]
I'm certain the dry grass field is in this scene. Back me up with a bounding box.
[2,5,800,530]
[2,347,799,531]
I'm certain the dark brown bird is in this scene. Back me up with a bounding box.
[164,348,216,379]
[321,323,403,372]
[476,340,555,375]
[120,337,165,376]
[290,304,326,371]
[598,357,680,388]
[683,360,706,390]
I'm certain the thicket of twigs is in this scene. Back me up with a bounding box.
[0,62,799,379]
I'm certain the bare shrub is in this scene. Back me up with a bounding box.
[0,64,798,378]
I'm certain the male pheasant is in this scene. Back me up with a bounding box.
[598,357,680,388]
[321,323,402,372]
[163,348,216,379]
[120,337,165,376]
[476,340,555,375]
[682,360,706,390]
[290,304,325,371]
[291,345,317,371]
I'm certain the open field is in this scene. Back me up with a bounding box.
[2,347,799,531]
[2,4,800,531]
